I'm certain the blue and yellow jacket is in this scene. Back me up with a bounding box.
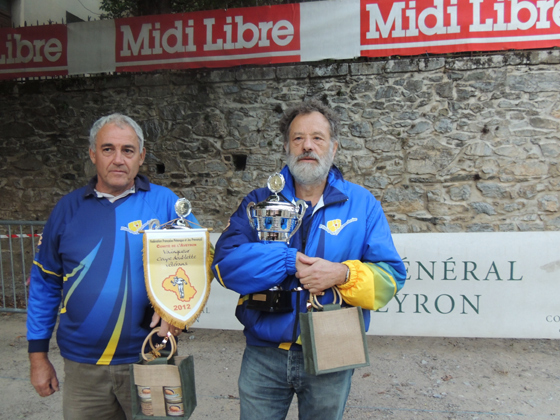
[212,166,406,349]
[26,175,199,365]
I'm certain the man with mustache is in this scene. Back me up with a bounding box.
[27,113,195,420]
[212,100,406,420]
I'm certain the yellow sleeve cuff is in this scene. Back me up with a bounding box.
[338,260,359,290]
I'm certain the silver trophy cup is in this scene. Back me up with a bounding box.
[245,173,307,312]
[246,173,307,243]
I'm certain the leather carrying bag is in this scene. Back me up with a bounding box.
[299,287,370,375]
[130,327,196,419]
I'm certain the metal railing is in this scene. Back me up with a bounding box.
[0,221,45,313]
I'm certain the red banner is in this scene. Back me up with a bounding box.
[1,1,560,81]
[115,4,300,72]
[0,24,67,80]
[361,0,560,57]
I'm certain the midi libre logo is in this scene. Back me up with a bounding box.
[115,4,301,72]
[0,25,67,79]
[360,0,560,56]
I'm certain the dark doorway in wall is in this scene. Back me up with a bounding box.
[232,154,247,171]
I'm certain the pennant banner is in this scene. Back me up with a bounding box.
[143,228,212,329]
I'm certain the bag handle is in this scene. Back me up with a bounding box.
[141,327,177,362]
[310,287,342,310]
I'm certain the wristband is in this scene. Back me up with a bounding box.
[343,266,350,284]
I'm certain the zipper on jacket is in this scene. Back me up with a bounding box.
[300,202,313,253]
[291,197,348,343]
[300,197,348,262]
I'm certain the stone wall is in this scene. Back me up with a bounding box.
[2,50,560,233]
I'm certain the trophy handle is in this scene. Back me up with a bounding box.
[287,199,308,242]
[246,202,256,229]
[148,219,161,230]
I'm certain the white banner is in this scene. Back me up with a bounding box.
[193,232,560,339]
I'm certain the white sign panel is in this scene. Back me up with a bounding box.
[193,232,560,339]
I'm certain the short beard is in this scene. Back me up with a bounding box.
[286,143,335,186]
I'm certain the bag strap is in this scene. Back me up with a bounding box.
[310,287,342,310]
[141,327,177,362]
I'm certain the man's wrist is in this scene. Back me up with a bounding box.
[340,264,350,285]
[29,351,49,359]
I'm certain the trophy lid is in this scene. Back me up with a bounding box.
[175,198,192,219]
[267,173,285,194]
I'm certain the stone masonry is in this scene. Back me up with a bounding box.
[1,50,560,234]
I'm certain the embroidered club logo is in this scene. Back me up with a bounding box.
[128,220,143,232]
[327,219,341,233]
[319,218,358,236]
[121,219,158,234]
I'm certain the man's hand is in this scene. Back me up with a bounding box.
[29,352,59,397]
[295,252,348,294]
[150,312,183,338]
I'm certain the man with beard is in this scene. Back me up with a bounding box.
[212,100,406,420]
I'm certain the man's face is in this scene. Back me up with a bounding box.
[89,122,146,196]
[285,111,338,186]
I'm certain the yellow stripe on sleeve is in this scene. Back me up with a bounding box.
[214,264,226,287]
[33,260,62,277]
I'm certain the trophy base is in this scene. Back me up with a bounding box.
[246,289,293,313]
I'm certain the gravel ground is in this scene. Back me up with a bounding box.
[2,312,559,420]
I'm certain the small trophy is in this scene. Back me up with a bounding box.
[174,198,192,227]
[148,198,193,230]
[245,173,308,313]
[246,173,307,243]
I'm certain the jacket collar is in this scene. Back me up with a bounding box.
[279,165,348,208]
[84,174,151,198]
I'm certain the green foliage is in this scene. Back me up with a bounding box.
[99,0,138,18]
[100,0,289,18]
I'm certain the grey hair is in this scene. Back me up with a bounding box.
[89,113,145,151]
[279,99,340,145]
